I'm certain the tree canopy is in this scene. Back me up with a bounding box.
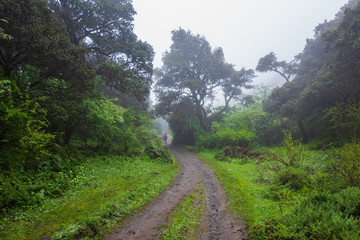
[49,0,154,104]
[154,28,254,144]
[256,52,298,82]
[261,1,360,142]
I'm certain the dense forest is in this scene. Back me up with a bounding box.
[155,0,360,148]
[0,0,174,234]
[1,0,360,239]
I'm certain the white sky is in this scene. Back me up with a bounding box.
[132,0,349,92]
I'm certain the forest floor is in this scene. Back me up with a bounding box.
[107,146,249,240]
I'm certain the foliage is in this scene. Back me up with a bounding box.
[154,28,254,143]
[197,144,360,239]
[0,0,173,222]
[49,0,154,105]
[270,132,306,167]
[0,156,179,240]
[0,78,56,171]
[0,19,12,40]
[263,188,360,239]
[0,169,74,212]
[261,2,360,144]
[214,146,256,164]
[256,52,298,82]
[331,141,360,187]
[325,102,360,140]
[0,0,95,93]
[273,167,311,190]
[213,126,256,148]
[166,99,198,145]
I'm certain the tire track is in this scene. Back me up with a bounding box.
[107,146,248,240]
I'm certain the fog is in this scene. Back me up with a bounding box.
[133,0,348,90]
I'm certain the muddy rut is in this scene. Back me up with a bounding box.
[107,146,248,240]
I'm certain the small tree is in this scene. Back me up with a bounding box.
[271,133,306,167]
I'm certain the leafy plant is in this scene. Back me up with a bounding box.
[273,167,311,190]
[262,188,360,239]
[332,141,360,187]
[214,127,256,147]
[0,78,56,171]
[271,132,306,167]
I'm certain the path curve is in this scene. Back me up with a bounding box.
[107,146,248,240]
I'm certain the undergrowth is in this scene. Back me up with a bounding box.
[196,138,360,239]
[0,155,179,240]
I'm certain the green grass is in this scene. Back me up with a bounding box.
[0,156,179,240]
[195,147,341,239]
[197,151,280,227]
[158,181,205,240]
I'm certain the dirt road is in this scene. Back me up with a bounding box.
[108,146,249,240]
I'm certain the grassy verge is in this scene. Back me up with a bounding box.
[157,181,206,240]
[196,145,360,239]
[196,151,280,228]
[0,155,179,240]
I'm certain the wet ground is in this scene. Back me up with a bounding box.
[107,146,249,240]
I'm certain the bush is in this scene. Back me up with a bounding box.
[196,131,218,149]
[258,188,360,239]
[214,127,256,147]
[214,152,230,162]
[214,146,252,162]
[273,167,311,190]
[0,170,73,212]
[0,79,57,171]
[331,141,360,187]
[270,132,306,167]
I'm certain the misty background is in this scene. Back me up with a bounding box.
[132,0,348,95]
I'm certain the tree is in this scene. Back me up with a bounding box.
[155,28,254,143]
[0,0,96,145]
[256,52,297,82]
[0,0,94,90]
[0,19,12,40]
[262,1,360,144]
[49,0,154,104]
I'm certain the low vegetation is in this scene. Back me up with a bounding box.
[158,181,205,240]
[0,1,175,238]
[0,156,178,240]
[2,0,360,239]
[196,136,360,239]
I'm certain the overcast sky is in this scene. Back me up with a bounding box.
[132,0,348,88]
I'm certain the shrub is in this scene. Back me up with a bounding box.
[0,170,73,212]
[214,152,230,162]
[271,132,306,167]
[214,146,252,162]
[196,131,218,149]
[259,188,360,239]
[273,167,311,190]
[0,79,56,171]
[332,141,360,187]
[214,127,256,147]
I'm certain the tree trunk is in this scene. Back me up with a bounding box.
[64,124,74,145]
[297,120,308,144]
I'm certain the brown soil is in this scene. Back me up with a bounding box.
[107,146,249,240]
